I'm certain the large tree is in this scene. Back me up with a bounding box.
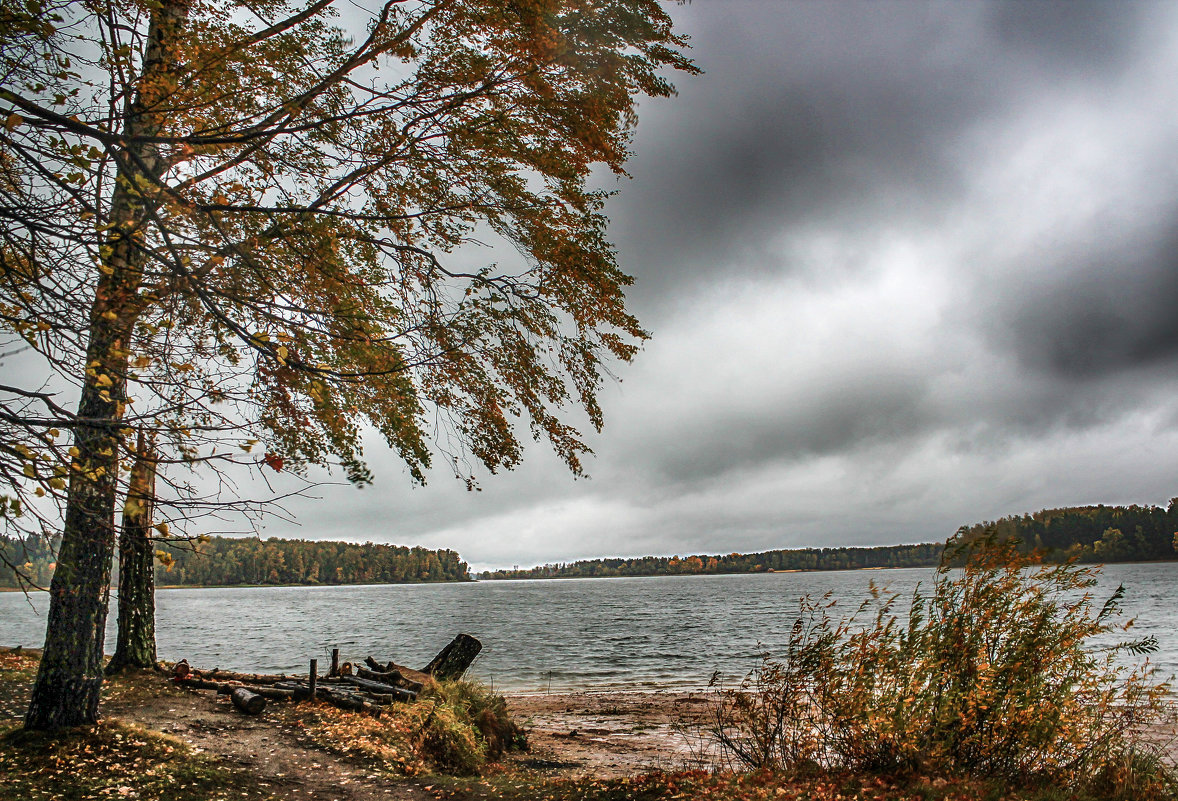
[0,0,695,729]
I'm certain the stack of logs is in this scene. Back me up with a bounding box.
[173,633,482,718]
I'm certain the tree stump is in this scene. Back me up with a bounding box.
[421,633,482,680]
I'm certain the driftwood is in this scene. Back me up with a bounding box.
[172,631,479,718]
[176,677,296,700]
[356,665,425,694]
[365,656,430,689]
[357,664,402,683]
[189,668,303,685]
[317,686,383,717]
[365,656,396,673]
[421,634,482,680]
[341,675,417,701]
[230,687,266,714]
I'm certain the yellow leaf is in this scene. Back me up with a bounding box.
[4,113,21,132]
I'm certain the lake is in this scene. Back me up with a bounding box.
[0,562,1174,692]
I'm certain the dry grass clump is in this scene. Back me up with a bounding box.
[290,678,526,776]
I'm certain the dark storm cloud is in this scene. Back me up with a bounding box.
[986,1,1141,71]
[611,1,1152,311]
[1002,222,1178,378]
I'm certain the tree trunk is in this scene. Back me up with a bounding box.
[106,434,159,674]
[24,0,189,731]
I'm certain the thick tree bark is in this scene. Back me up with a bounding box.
[106,434,159,674]
[24,1,189,730]
[421,633,482,680]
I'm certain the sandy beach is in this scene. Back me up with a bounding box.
[502,690,721,778]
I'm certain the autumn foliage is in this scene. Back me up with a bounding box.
[707,542,1176,797]
[2,0,696,728]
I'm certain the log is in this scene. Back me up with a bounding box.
[355,667,422,694]
[176,677,296,700]
[309,659,318,700]
[331,648,340,677]
[366,656,430,688]
[230,687,266,715]
[365,656,393,673]
[421,633,482,680]
[248,686,296,700]
[317,686,383,717]
[176,677,228,692]
[273,681,312,699]
[340,675,417,701]
[190,668,303,685]
[356,665,403,684]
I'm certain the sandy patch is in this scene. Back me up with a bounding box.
[502,690,721,779]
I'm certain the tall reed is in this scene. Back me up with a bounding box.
[708,541,1175,796]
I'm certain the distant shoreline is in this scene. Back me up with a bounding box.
[0,578,476,593]
[476,563,936,581]
[476,556,1178,582]
[6,558,1176,593]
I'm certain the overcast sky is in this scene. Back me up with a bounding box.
[271,1,1178,571]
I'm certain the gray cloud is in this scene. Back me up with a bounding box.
[261,1,1178,571]
[612,1,1156,312]
[999,222,1178,378]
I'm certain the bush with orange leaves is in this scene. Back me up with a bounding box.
[708,540,1176,798]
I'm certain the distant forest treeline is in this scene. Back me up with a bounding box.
[4,499,1176,589]
[479,499,1178,580]
[951,499,1178,564]
[0,535,470,589]
[478,542,945,580]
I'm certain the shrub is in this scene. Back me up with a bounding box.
[292,678,526,776]
[708,541,1175,795]
[420,678,527,762]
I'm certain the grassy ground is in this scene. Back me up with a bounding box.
[0,649,276,801]
[0,648,1172,801]
[0,719,274,801]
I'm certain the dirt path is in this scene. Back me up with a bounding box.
[102,675,434,801]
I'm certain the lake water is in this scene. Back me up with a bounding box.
[0,562,1174,692]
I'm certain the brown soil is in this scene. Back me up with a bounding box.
[101,667,434,801]
[501,691,720,779]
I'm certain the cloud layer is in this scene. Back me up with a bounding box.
[276,1,1178,571]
